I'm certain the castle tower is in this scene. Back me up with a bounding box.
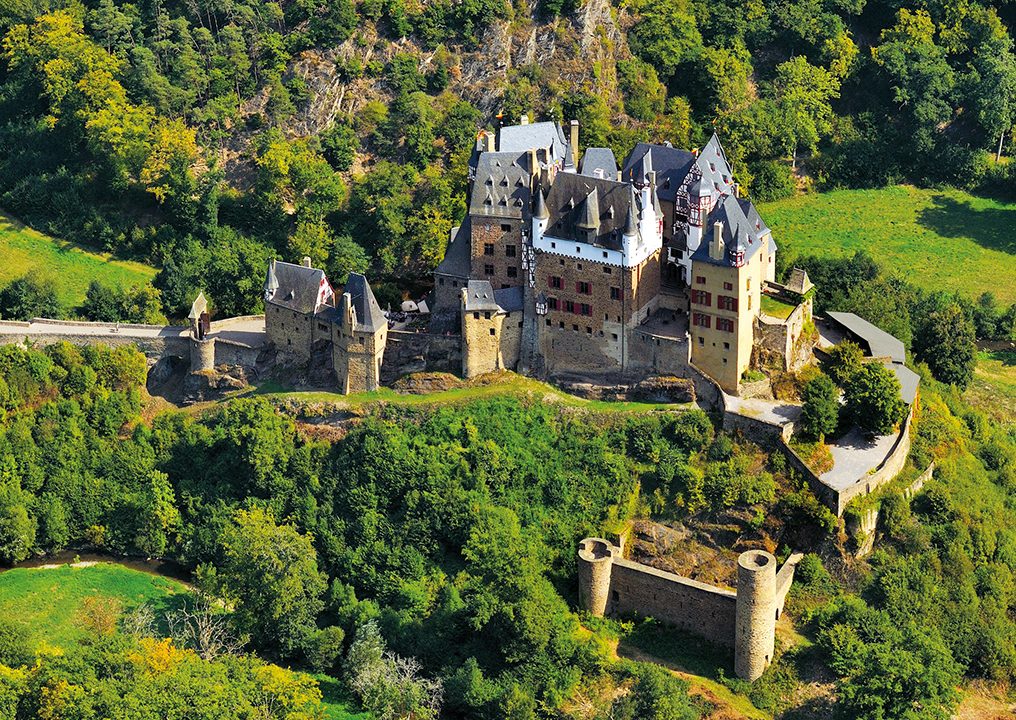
[532,187,549,244]
[734,550,777,681]
[461,280,502,379]
[187,291,215,373]
[577,538,617,617]
[332,274,387,394]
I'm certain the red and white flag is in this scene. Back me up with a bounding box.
[316,276,334,309]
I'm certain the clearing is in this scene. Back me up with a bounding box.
[965,350,1016,426]
[0,209,156,309]
[760,186,1016,304]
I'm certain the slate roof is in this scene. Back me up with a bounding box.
[785,268,814,295]
[188,291,207,320]
[580,148,618,179]
[435,219,472,279]
[494,285,524,313]
[620,143,696,203]
[691,194,770,267]
[890,363,921,405]
[470,152,533,219]
[497,121,574,169]
[344,273,386,332]
[692,134,736,198]
[265,260,328,315]
[543,173,640,250]
[463,280,500,312]
[826,312,906,364]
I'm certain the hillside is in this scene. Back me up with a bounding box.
[760,186,1016,305]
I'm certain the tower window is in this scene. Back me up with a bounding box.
[484,264,494,275]
[484,243,495,256]
[501,223,512,232]
[506,244,517,257]
[489,328,496,335]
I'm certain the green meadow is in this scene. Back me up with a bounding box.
[0,210,156,309]
[760,186,1016,305]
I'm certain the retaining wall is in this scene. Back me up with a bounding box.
[725,411,794,445]
[380,330,462,385]
[833,408,913,516]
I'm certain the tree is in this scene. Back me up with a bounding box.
[801,373,840,440]
[913,303,975,389]
[771,56,840,168]
[827,340,864,384]
[628,0,703,82]
[844,362,907,435]
[0,271,62,320]
[210,507,327,656]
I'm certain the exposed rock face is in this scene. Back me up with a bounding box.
[183,368,249,404]
[557,376,695,403]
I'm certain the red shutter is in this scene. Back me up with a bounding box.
[548,277,553,288]
[706,292,712,307]
[576,281,581,293]
[705,316,711,328]
[732,298,738,311]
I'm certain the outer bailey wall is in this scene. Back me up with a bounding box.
[214,339,261,367]
[380,331,462,385]
[724,411,793,444]
[0,331,190,359]
[834,407,913,516]
[609,559,737,647]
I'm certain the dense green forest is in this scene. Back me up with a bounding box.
[4,0,1016,320]
[0,317,1013,716]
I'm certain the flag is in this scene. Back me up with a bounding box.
[316,276,334,309]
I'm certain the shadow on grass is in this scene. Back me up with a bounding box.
[307,674,370,720]
[916,195,1016,255]
[619,620,735,681]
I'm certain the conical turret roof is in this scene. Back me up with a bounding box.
[623,202,638,237]
[576,189,600,229]
[264,259,279,291]
[534,187,549,219]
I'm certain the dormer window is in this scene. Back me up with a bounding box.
[486,177,493,185]
[500,176,509,186]
[606,207,614,219]
[663,179,671,189]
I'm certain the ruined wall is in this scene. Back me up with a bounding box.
[610,559,738,647]
[214,339,261,368]
[724,411,793,445]
[0,325,190,359]
[628,329,690,377]
[380,331,463,385]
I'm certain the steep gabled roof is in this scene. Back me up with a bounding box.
[494,285,524,313]
[785,268,814,295]
[543,173,640,251]
[693,134,736,198]
[469,152,533,219]
[620,143,697,203]
[266,260,328,315]
[345,273,386,332]
[464,280,500,312]
[497,121,574,169]
[891,363,921,405]
[691,194,770,267]
[435,218,472,279]
[580,147,618,179]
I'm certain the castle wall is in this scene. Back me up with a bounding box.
[723,410,794,446]
[266,303,313,361]
[470,217,525,291]
[462,307,503,378]
[833,407,913,516]
[433,275,467,314]
[610,559,738,647]
[380,331,462,384]
[628,328,690,376]
[214,339,261,368]
[499,310,523,371]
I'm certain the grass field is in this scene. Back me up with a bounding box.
[965,350,1016,425]
[0,562,189,651]
[760,186,1016,305]
[0,210,156,309]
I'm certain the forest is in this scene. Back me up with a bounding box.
[3,0,1016,320]
[0,327,1013,717]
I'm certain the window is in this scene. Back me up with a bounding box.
[746,278,751,290]
[506,245,516,257]
[484,311,491,320]
[547,297,558,310]
[718,295,738,311]
[546,319,551,326]
[723,342,730,350]
[692,290,712,306]
[489,328,496,335]
[577,281,591,295]
[612,333,618,341]
[693,313,711,329]
[610,287,621,300]
[549,276,563,289]
[698,336,705,347]
[575,246,581,253]
[484,264,494,275]
[359,337,364,345]
[484,243,495,256]
[559,258,565,265]
[507,266,518,279]
[560,321,565,328]
[723,358,728,366]
[473,312,480,320]
[580,303,592,316]
[439,278,445,285]
[573,324,579,332]
[602,251,608,258]
[577,263,583,270]
[586,326,592,334]
[724,281,733,291]
[565,300,576,313]
[319,323,328,331]
[717,318,735,332]
[501,223,512,232]
[696,276,706,285]
[502,284,510,289]
[748,294,752,310]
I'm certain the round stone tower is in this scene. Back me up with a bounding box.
[734,549,777,681]
[577,538,616,617]
[190,337,216,373]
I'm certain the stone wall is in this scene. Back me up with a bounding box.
[380,330,462,385]
[904,461,936,500]
[214,339,261,368]
[0,328,190,359]
[266,303,313,361]
[755,299,812,372]
[628,328,690,376]
[209,315,265,330]
[776,440,839,511]
[499,310,523,370]
[724,411,793,445]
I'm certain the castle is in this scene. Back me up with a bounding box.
[262,118,811,397]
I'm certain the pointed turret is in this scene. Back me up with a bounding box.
[264,259,279,293]
[623,203,638,238]
[534,187,549,219]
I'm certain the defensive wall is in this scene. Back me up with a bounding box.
[380,330,462,385]
[755,299,813,372]
[829,407,914,516]
[851,461,936,557]
[578,537,801,681]
[0,319,191,357]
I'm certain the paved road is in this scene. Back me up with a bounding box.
[820,426,898,491]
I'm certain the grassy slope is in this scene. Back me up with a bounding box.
[965,350,1016,425]
[0,562,188,651]
[760,186,1016,305]
[0,210,156,309]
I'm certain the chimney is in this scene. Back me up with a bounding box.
[528,148,538,176]
[710,222,725,261]
[733,183,741,198]
[569,119,579,165]
[483,131,495,153]
[521,114,530,125]
[302,256,312,268]
[648,170,657,187]
[617,170,622,182]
